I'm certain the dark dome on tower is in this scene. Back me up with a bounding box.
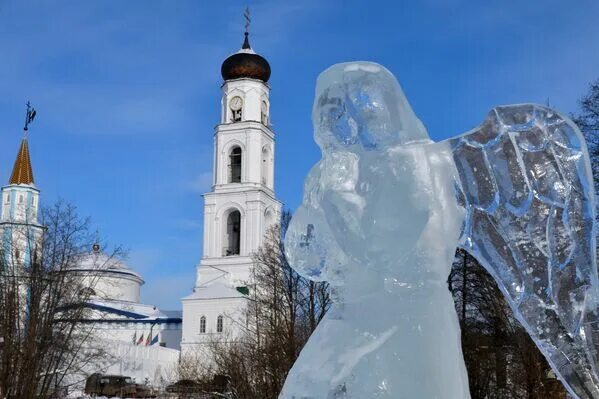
[221,33,271,82]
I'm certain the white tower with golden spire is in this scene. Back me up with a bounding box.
[181,19,281,352]
[0,103,43,267]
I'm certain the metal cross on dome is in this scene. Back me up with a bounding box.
[244,7,251,33]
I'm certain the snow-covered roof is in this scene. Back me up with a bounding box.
[86,299,182,322]
[71,251,143,282]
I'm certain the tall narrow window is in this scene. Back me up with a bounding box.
[216,315,223,333]
[225,210,241,256]
[229,147,242,183]
[4,194,9,204]
[261,147,270,186]
[18,195,24,204]
[199,316,206,334]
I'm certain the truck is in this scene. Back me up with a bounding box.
[84,373,156,398]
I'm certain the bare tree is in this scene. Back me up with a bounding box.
[449,249,567,399]
[179,211,331,399]
[0,200,119,399]
[572,79,599,189]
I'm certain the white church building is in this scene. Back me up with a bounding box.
[0,23,281,385]
[181,30,281,352]
[0,128,182,386]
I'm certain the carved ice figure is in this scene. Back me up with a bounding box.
[281,62,599,399]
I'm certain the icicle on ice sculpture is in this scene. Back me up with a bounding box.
[281,62,599,399]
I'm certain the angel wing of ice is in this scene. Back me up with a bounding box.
[450,104,599,399]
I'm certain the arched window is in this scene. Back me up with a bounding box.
[216,315,223,333]
[229,147,242,183]
[225,210,241,256]
[199,316,206,334]
[261,146,270,186]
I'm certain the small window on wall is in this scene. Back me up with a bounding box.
[216,315,224,333]
[18,195,24,204]
[200,316,206,334]
[4,194,9,204]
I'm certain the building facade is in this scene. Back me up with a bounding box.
[181,31,281,353]
[73,247,183,352]
[71,247,182,385]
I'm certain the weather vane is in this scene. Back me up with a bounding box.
[244,7,251,34]
[23,101,36,132]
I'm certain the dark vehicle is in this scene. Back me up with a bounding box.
[84,373,156,398]
[165,379,202,394]
[165,375,237,398]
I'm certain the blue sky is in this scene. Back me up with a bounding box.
[1,0,598,309]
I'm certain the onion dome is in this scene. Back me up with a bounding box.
[221,32,271,82]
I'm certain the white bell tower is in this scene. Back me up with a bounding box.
[182,27,281,353]
[0,105,43,268]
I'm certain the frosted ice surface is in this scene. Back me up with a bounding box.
[282,62,599,399]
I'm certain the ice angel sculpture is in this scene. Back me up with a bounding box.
[282,62,599,399]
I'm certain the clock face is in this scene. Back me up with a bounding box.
[230,96,243,111]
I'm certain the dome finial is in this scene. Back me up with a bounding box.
[242,7,251,49]
[244,7,251,34]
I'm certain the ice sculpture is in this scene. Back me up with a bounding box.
[282,62,599,399]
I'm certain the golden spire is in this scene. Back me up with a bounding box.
[9,102,36,185]
[9,137,34,185]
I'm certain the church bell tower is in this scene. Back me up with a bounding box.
[0,104,43,267]
[181,23,281,352]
